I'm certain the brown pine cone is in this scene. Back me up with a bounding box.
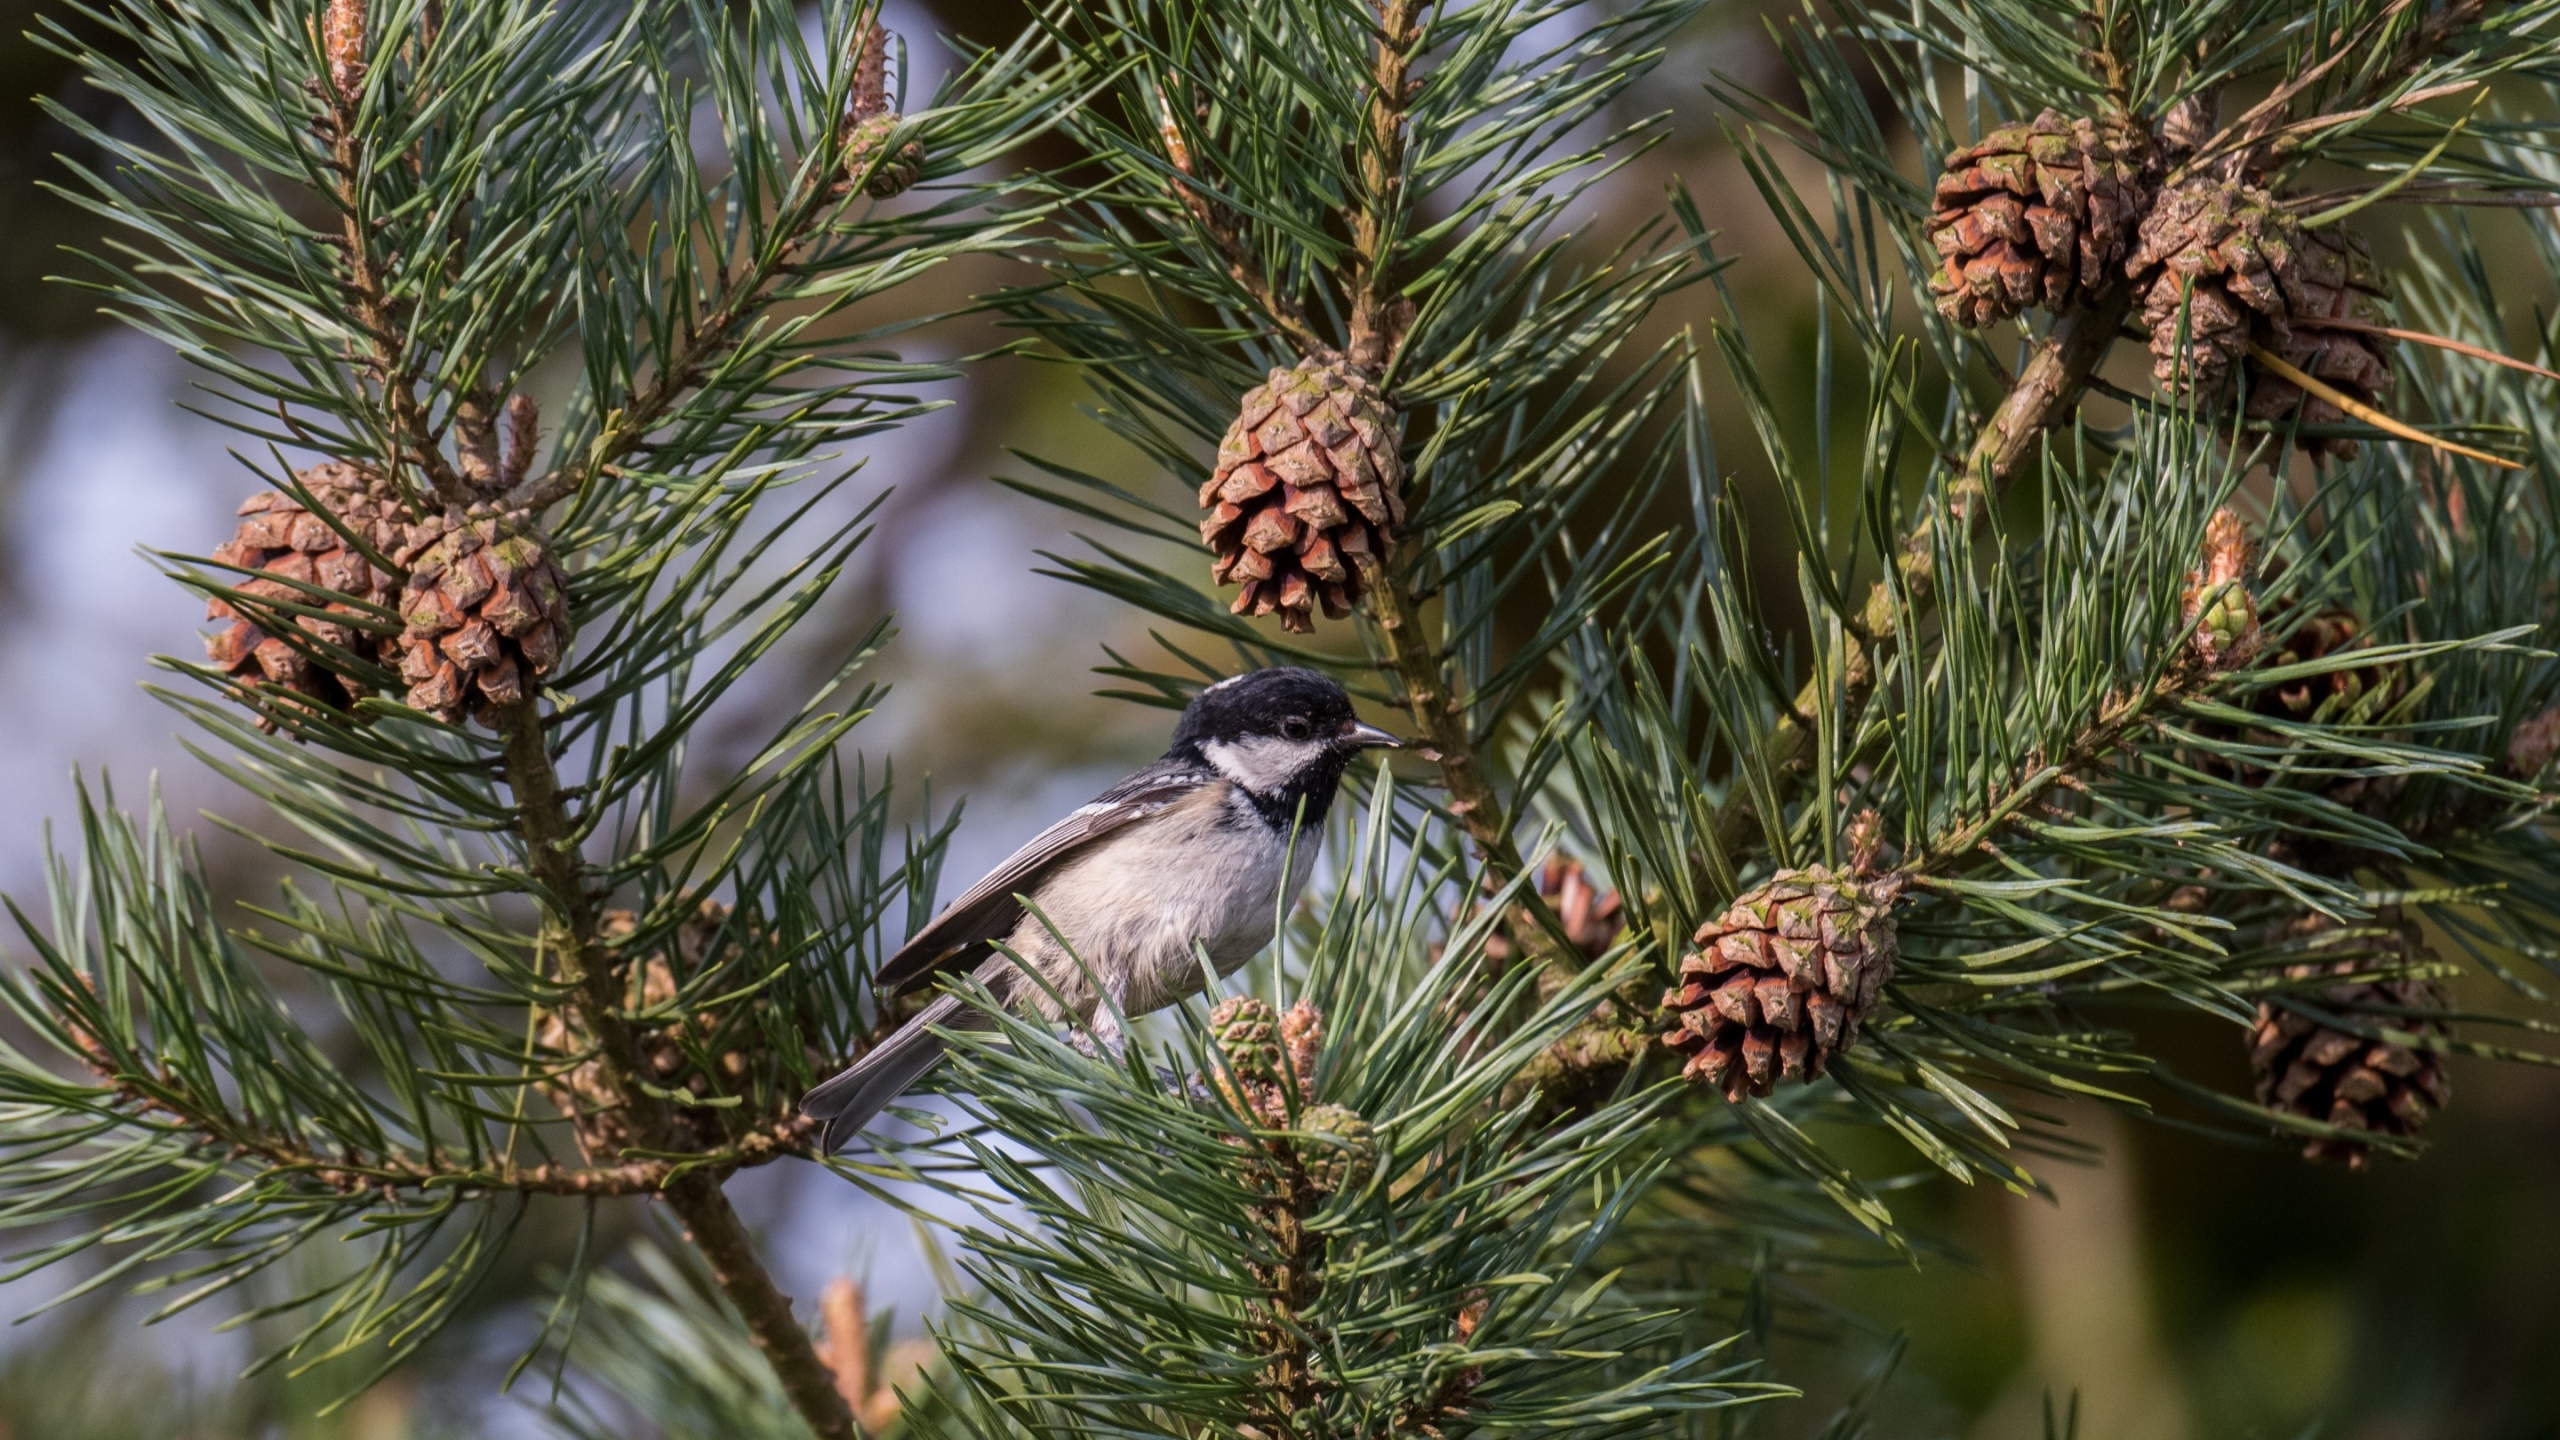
[2245,226,2394,450]
[1661,866,1903,1102]
[1929,109,2146,327]
[1199,358,1404,634]
[390,511,571,725]
[204,461,407,727]
[2508,703,2560,779]
[2129,180,2394,456]
[2181,591,2412,820]
[2250,910,2451,1168]
[2254,602,2405,729]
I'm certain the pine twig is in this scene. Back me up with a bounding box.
[316,41,470,514]
[500,46,900,517]
[1155,82,1339,363]
[2209,0,2496,168]
[58,1040,814,1195]
[1346,0,1423,374]
[1339,0,1579,975]
[1704,292,2137,861]
[496,699,856,1440]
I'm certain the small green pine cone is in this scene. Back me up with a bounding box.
[1292,1103,1376,1196]
[1210,996,1284,1084]
[2181,507,2261,670]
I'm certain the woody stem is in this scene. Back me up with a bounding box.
[494,699,857,1440]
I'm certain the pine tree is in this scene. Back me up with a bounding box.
[5,0,2560,1436]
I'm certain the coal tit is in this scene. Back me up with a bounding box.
[801,667,1399,1149]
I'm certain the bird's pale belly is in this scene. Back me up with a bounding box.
[998,786,1317,1021]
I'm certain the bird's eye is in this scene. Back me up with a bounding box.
[1280,715,1313,741]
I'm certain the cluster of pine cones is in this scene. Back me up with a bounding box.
[200,419,571,730]
[1205,996,1377,1198]
[1929,107,2394,456]
[2177,512,2451,1162]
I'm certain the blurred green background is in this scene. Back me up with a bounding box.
[0,1,2552,1436]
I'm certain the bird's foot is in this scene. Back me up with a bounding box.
[1071,1012,1130,1062]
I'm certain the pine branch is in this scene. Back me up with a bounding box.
[495,697,857,1440]
[664,1173,859,1440]
[314,51,469,513]
[64,1028,814,1196]
[1155,80,1337,362]
[2210,0,2495,168]
[1704,293,2138,863]
[505,41,893,517]
[1345,0,1422,374]
[1369,579,1526,884]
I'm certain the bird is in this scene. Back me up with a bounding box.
[800,666,1399,1151]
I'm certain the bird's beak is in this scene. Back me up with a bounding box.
[1343,720,1402,750]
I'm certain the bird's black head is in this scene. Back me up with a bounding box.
[1170,667,1398,827]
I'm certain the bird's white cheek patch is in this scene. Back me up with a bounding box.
[1200,735,1329,795]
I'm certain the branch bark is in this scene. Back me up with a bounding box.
[1346,0,1423,374]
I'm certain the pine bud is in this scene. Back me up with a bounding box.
[1845,807,1887,873]
[1279,999,1324,1096]
[2181,507,2261,669]
[1154,85,1194,177]
[838,22,923,199]
[500,394,541,492]
[324,0,366,95]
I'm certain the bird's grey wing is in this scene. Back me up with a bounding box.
[872,758,1205,995]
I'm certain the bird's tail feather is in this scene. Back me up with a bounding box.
[800,992,978,1153]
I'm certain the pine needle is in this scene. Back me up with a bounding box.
[2293,316,2560,384]
[2246,344,2524,469]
